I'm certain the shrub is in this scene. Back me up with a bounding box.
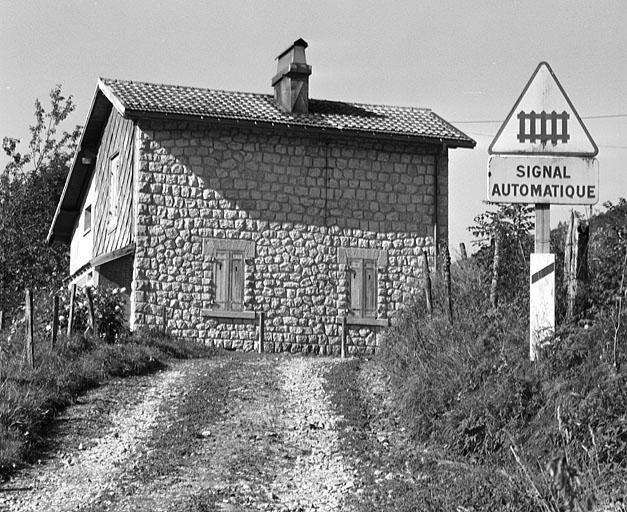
[0,282,215,476]
[57,286,129,343]
[379,201,627,509]
[0,327,213,476]
[380,261,533,455]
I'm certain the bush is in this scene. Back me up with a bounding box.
[379,203,627,509]
[3,285,130,350]
[379,261,532,455]
[0,286,215,477]
[56,286,129,343]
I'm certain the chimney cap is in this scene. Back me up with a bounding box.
[276,38,309,60]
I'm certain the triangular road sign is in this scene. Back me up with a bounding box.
[489,62,598,156]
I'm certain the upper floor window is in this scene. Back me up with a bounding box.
[83,204,92,235]
[108,152,120,228]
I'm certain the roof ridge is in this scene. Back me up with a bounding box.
[100,77,433,112]
[101,77,271,98]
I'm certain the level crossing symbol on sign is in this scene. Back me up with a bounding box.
[516,109,570,145]
[489,61,597,156]
[486,62,600,361]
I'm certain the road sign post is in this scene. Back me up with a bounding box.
[487,62,599,361]
[530,253,555,360]
[535,203,550,254]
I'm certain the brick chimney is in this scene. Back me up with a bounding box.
[272,38,312,114]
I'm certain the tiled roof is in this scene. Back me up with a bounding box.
[99,78,475,147]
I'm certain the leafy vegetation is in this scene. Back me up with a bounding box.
[0,291,214,478]
[1,85,79,316]
[379,201,627,510]
[0,86,219,482]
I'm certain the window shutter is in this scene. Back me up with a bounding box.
[215,251,229,307]
[84,205,92,234]
[230,253,244,310]
[349,259,362,313]
[109,153,120,224]
[364,260,377,317]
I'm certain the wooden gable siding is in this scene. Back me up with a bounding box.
[93,108,135,259]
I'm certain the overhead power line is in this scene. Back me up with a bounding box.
[452,113,627,124]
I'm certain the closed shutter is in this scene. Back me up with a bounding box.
[215,251,229,308]
[349,258,362,313]
[364,260,377,317]
[230,252,244,310]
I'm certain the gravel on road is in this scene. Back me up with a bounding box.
[0,353,385,512]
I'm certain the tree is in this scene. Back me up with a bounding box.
[0,85,81,316]
[468,203,534,310]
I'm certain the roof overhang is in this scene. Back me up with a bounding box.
[121,108,476,149]
[48,79,475,246]
[47,82,115,244]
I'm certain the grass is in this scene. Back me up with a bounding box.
[376,259,627,511]
[324,358,535,511]
[0,327,214,477]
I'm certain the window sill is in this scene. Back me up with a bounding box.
[343,316,390,327]
[202,309,256,320]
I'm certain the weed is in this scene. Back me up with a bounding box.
[0,324,213,477]
[378,250,627,508]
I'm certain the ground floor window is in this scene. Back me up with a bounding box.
[338,247,387,319]
[204,238,255,312]
[214,249,244,311]
[348,256,377,317]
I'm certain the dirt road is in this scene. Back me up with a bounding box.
[0,353,411,512]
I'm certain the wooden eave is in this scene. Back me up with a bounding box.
[47,79,474,247]
[47,83,115,244]
[90,242,136,268]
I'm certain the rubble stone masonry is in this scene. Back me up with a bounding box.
[133,120,448,354]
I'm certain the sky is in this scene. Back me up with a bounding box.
[1,0,626,256]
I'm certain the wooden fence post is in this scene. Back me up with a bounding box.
[341,316,347,359]
[421,251,433,316]
[51,295,59,349]
[490,232,501,310]
[25,289,34,368]
[564,211,578,320]
[85,287,96,335]
[459,242,468,261]
[564,212,590,320]
[577,222,590,283]
[443,245,453,323]
[0,308,2,370]
[0,310,3,380]
[258,311,265,354]
[67,284,76,337]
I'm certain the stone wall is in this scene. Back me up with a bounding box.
[132,120,448,354]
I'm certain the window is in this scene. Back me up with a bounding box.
[83,205,92,234]
[108,153,120,227]
[338,247,387,319]
[348,257,377,317]
[214,249,245,311]
[204,238,255,313]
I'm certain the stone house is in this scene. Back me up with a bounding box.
[48,39,475,354]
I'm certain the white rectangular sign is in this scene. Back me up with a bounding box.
[488,155,599,205]
[530,253,555,361]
